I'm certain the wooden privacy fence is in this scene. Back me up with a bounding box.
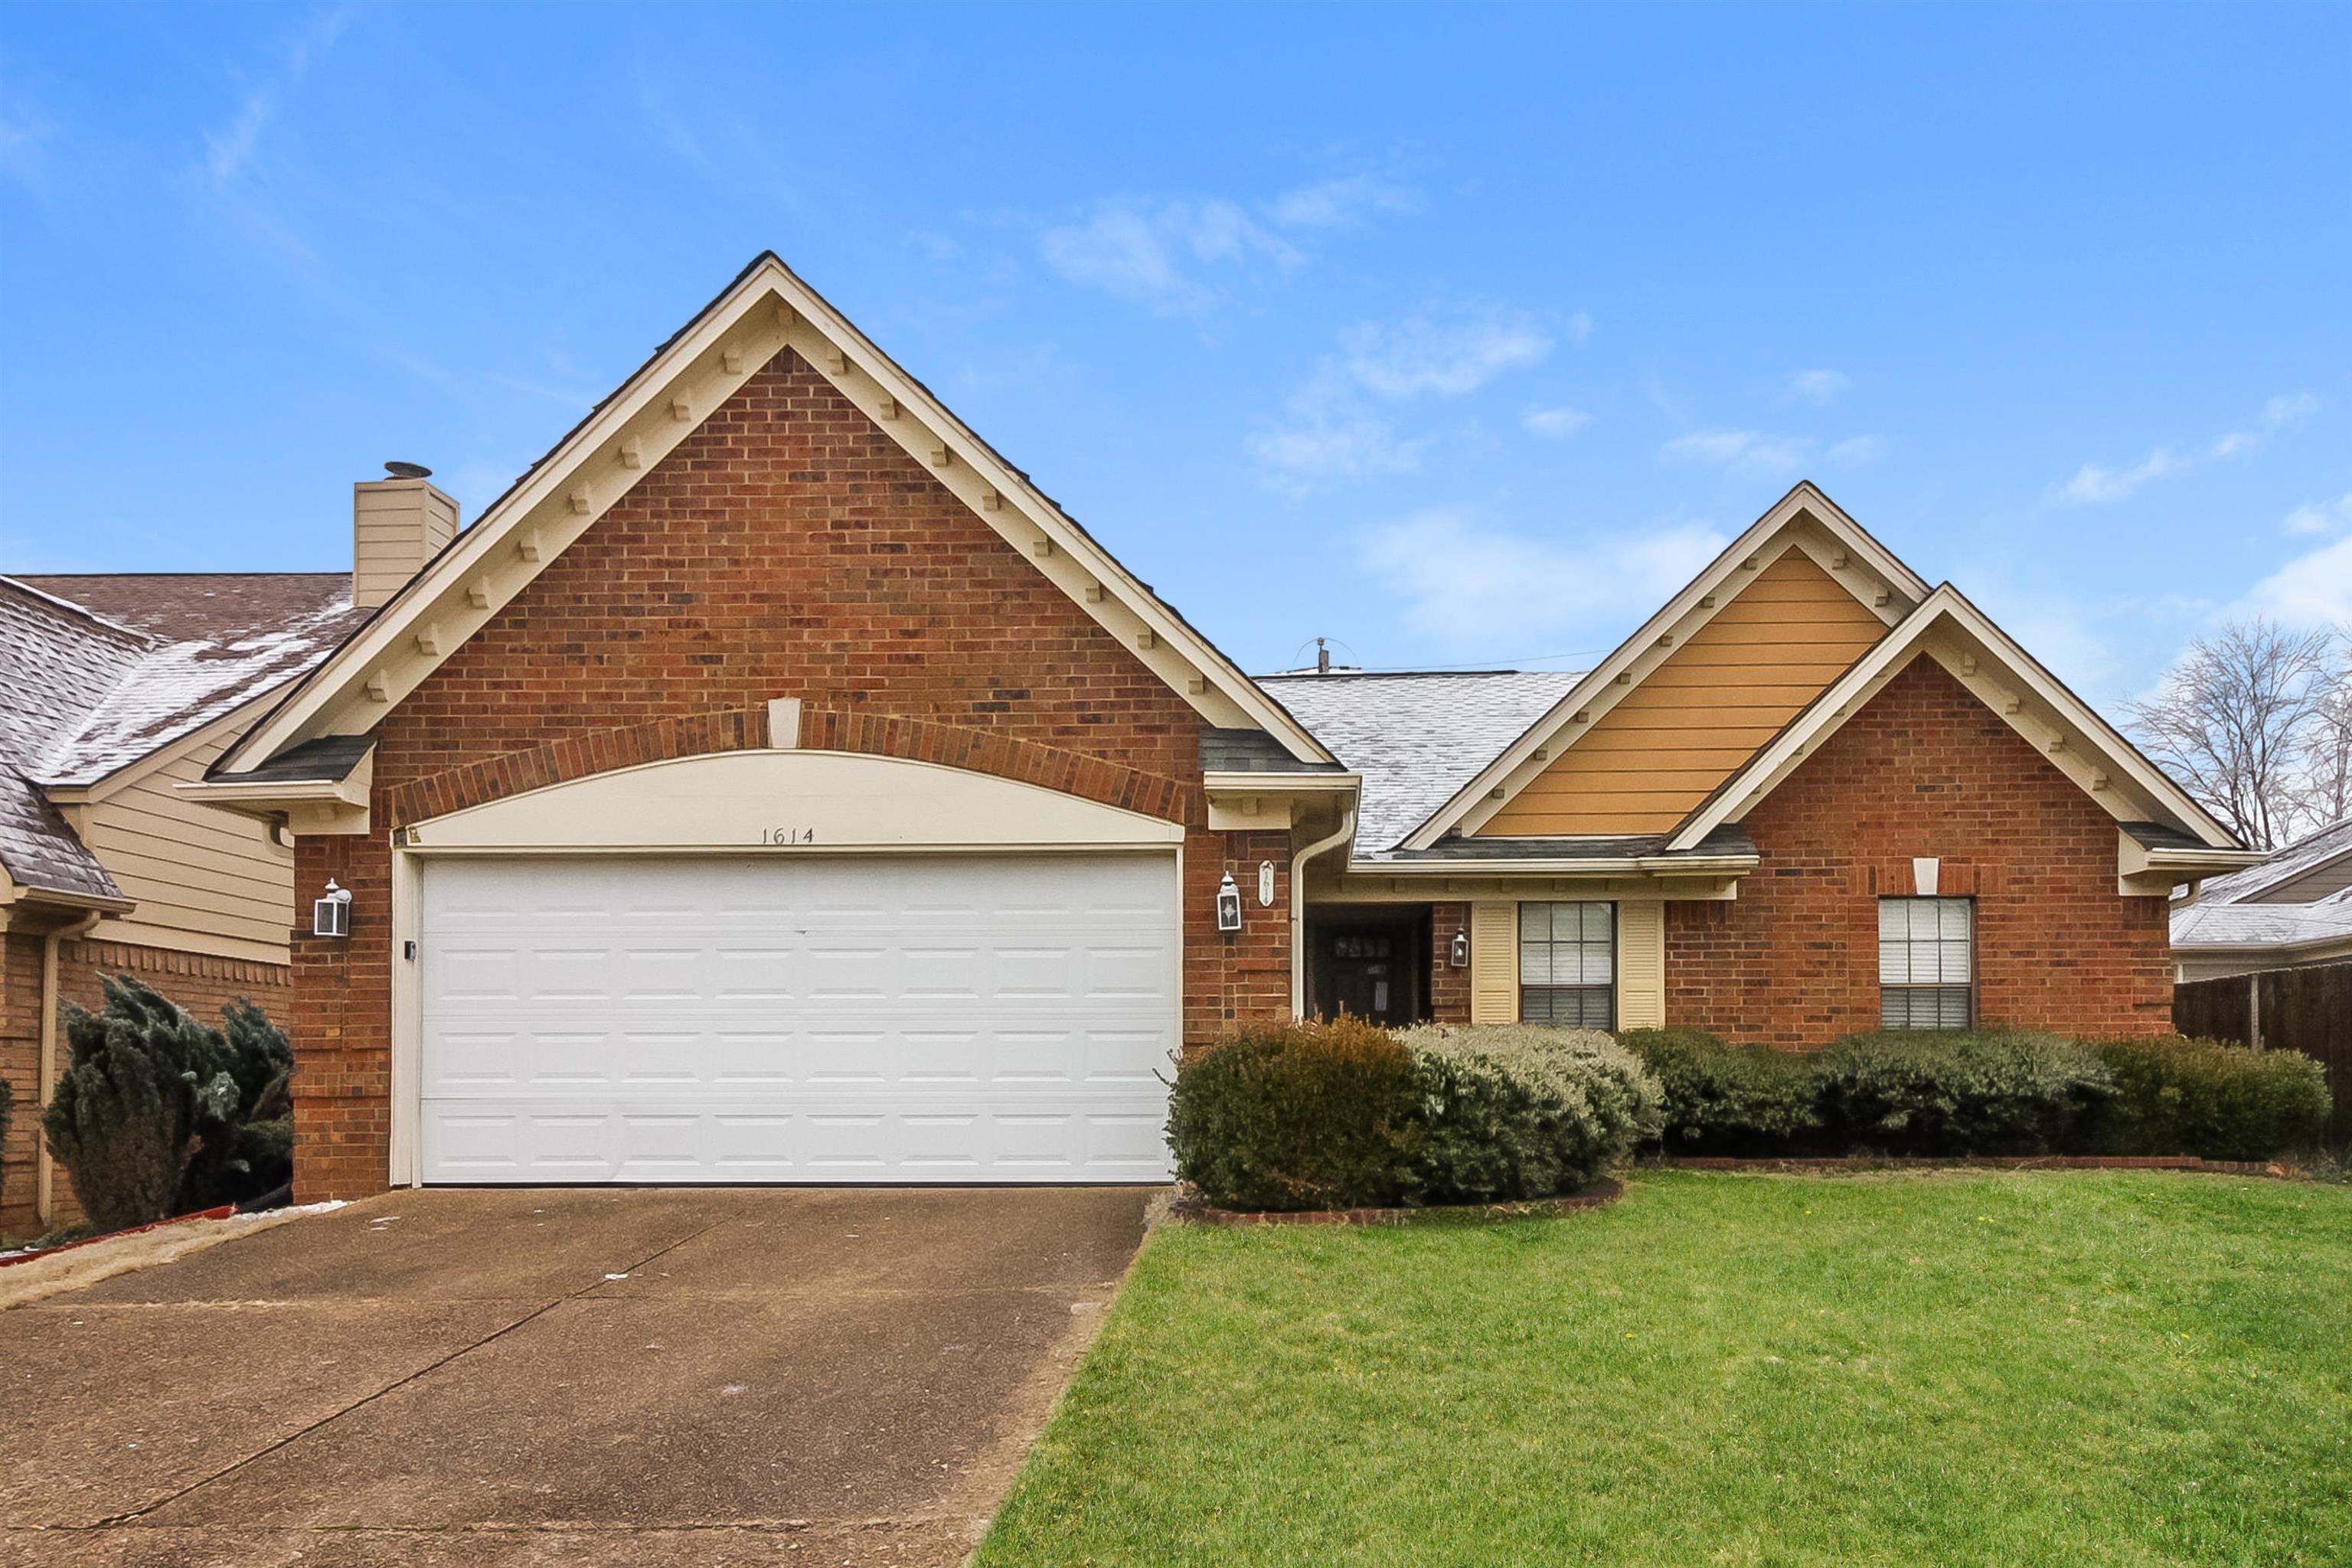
[2175,962,2352,1145]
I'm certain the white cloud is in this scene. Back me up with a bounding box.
[1660,429,1811,475]
[1251,307,1556,491]
[1040,198,1301,314]
[1523,406,1592,439]
[2285,493,2352,536]
[1827,434,1884,466]
[1361,510,1730,648]
[1267,173,1424,229]
[1566,311,1594,344]
[1338,312,1553,398]
[1785,368,1849,407]
[201,5,353,187]
[2057,392,2321,504]
[2237,533,2352,627]
[1246,416,1425,491]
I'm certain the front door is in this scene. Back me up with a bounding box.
[1308,914,1427,1026]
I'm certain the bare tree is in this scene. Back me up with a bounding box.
[2125,619,2333,849]
[2290,629,2352,831]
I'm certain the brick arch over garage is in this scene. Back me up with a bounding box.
[381,704,1204,831]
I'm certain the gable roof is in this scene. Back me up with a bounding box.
[1665,582,2245,853]
[1262,670,1583,855]
[214,253,1335,779]
[0,572,362,905]
[1400,482,1927,851]
[2194,816,2352,905]
[2171,885,2352,953]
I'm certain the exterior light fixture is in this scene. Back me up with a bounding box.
[1449,929,1471,969]
[1216,872,1243,933]
[313,878,354,939]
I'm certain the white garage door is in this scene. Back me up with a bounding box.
[416,854,1179,1184]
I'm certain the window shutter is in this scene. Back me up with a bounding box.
[1615,899,1665,1028]
[1470,900,1517,1023]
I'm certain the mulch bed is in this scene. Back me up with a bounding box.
[1645,1155,2298,1178]
[0,1204,235,1268]
[1172,1178,1624,1227]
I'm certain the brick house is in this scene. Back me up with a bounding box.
[178,254,2256,1200]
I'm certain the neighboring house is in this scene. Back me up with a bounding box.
[0,483,443,1237]
[2170,818,2352,981]
[180,253,2258,1201]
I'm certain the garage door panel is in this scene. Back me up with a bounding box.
[417,854,1178,1183]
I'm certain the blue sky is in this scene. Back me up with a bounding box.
[2,3,2347,706]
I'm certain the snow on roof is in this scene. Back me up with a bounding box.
[1259,669,1583,856]
[0,572,367,900]
[2194,815,2352,906]
[2171,886,2352,949]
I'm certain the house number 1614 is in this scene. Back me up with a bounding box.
[760,827,816,844]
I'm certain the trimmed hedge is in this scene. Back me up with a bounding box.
[1813,1031,2106,1156]
[1617,1028,1818,1155]
[1167,1019,1660,1211]
[1165,1018,1419,1212]
[1618,1026,2334,1161]
[2080,1036,2332,1160]
[1399,1024,1661,1202]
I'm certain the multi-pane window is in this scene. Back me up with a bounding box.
[1879,897,1973,1029]
[1520,902,1615,1028]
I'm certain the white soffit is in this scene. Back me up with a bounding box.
[400,750,1186,852]
[1403,483,1928,850]
[1665,584,2243,852]
[221,254,1334,776]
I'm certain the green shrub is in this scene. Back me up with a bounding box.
[1616,1027,1823,1154]
[1166,1017,1419,1211]
[1398,1024,1662,1202]
[41,976,295,1232]
[2080,1036,2332,1160]
[1814,1030,2109,1156]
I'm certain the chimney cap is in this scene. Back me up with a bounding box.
[383,460,433,479]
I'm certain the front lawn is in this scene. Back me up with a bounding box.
[978,1171,2352,1566]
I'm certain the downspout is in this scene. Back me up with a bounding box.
[37,911,103,1227]
[1289,802,1357,1018]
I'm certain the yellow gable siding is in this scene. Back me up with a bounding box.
[1479,548,1884,835]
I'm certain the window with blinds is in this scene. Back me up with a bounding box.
[1879,897,1973,1029]
[1519,901,1615,1028]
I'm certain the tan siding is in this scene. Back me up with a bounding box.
[1481,549,1885,835]
[1470,900,1517,1023]
[81,737,296,960]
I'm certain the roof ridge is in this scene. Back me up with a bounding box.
[0,573,155,645]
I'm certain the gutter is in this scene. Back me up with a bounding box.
[1290,802,1357,1017]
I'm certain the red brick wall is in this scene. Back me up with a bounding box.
[1429,901,1472,1023]
[1664,655,2173,1046]
[1,932,289,1240]
[291,348,1293,1200]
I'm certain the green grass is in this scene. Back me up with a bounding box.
[978,1171,2352,1567]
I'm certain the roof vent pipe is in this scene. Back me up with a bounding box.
[351,463,459,609]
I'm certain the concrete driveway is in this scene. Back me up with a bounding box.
[2,1186,1155,1566]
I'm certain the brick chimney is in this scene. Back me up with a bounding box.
[351,462,458,610]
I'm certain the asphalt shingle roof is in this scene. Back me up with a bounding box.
[1258,670,1581,856]
[2192,816,2352,906]
[0,573,366,903]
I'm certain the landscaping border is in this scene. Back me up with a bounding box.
[1172,1178,1623,1227]
[1646,1155,2297,1178]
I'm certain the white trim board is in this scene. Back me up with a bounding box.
[220,253,1335,779]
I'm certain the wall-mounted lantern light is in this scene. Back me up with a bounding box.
[1449,929,1471,969]
[1216,872,1243,933]
[313,878,354,939]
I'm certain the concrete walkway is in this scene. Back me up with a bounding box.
[1,1186,1155,1566]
